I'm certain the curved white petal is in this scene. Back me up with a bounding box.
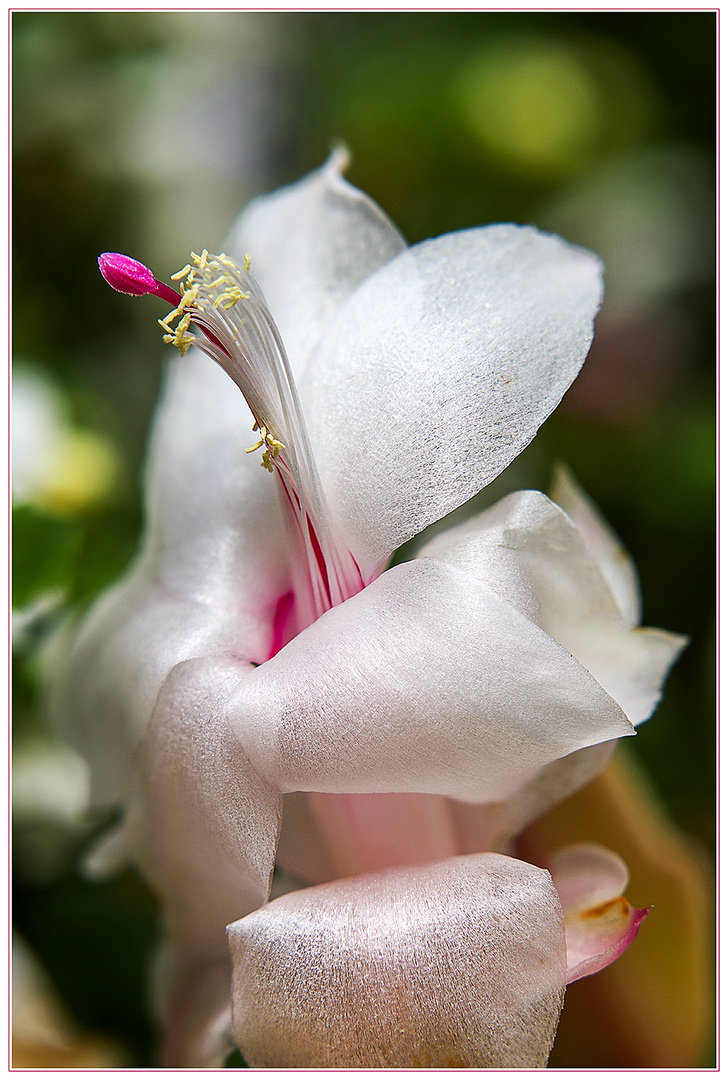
[143,354,291,612]
[49,568,274,810]
[227,559,633,803]
[550,463,642,626]
[455,741,620,856]
[419,489,687,725]
[276,743,621,890]
[227,853,567,1068]
[140,656,280,959]
[224,148,407,379]
[302,225,603,577]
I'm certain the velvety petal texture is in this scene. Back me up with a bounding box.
[228,558,633,803]
[227,853,567,1068]
[419,488,687,726]
[140,656,281,960]
[303,225,603,576]
[138,656,281,1068]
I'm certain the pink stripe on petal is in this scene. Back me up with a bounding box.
[565,899,651,983]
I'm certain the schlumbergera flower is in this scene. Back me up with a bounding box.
[53,152,686,1068]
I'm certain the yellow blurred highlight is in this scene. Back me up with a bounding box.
[521,747,713,1067]
[458,39,600,179]
[13,1036,125,1069]
[38,428,123,515]
[12,934,127,1067]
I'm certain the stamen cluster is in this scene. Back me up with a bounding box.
[98,246,365,631]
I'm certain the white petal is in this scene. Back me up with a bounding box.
[472,742,619,854]
[49,567,274,809]
[140,656,280,959]
[224,148,407,379]
[227,559,633,803]
[228,853,566,1068]
[144,354,290,612]
[419,489,687,725]
[302,225,602,576]
[550,463,642,626]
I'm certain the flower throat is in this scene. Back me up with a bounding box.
[98,250,364,638]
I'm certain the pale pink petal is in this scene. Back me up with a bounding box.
[159,958,234,1069]
[227,853,567,1068]
[281,791,460,881]
[551,842,630,914]
[140,656,280,960]
[549,843,650,983]
[227,559,633,803]
[276,745,618,888]
[302,225,602,578]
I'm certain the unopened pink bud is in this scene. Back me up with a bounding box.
[98,252,180,307]
[98,252,159,296]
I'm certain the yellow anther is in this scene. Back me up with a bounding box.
[172,328,195,355]
[213,286,248,310]
[190,250,209,271]
[160,250,260,362]
[177,336,195,356]
[245,423,285,466]
[179,286,200,308]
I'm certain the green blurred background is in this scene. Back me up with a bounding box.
[12,10,715,1068]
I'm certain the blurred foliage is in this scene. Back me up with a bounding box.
[12,10,715,1067]
[12,507,82,610]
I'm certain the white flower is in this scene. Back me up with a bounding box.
[51,152,684,1067]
